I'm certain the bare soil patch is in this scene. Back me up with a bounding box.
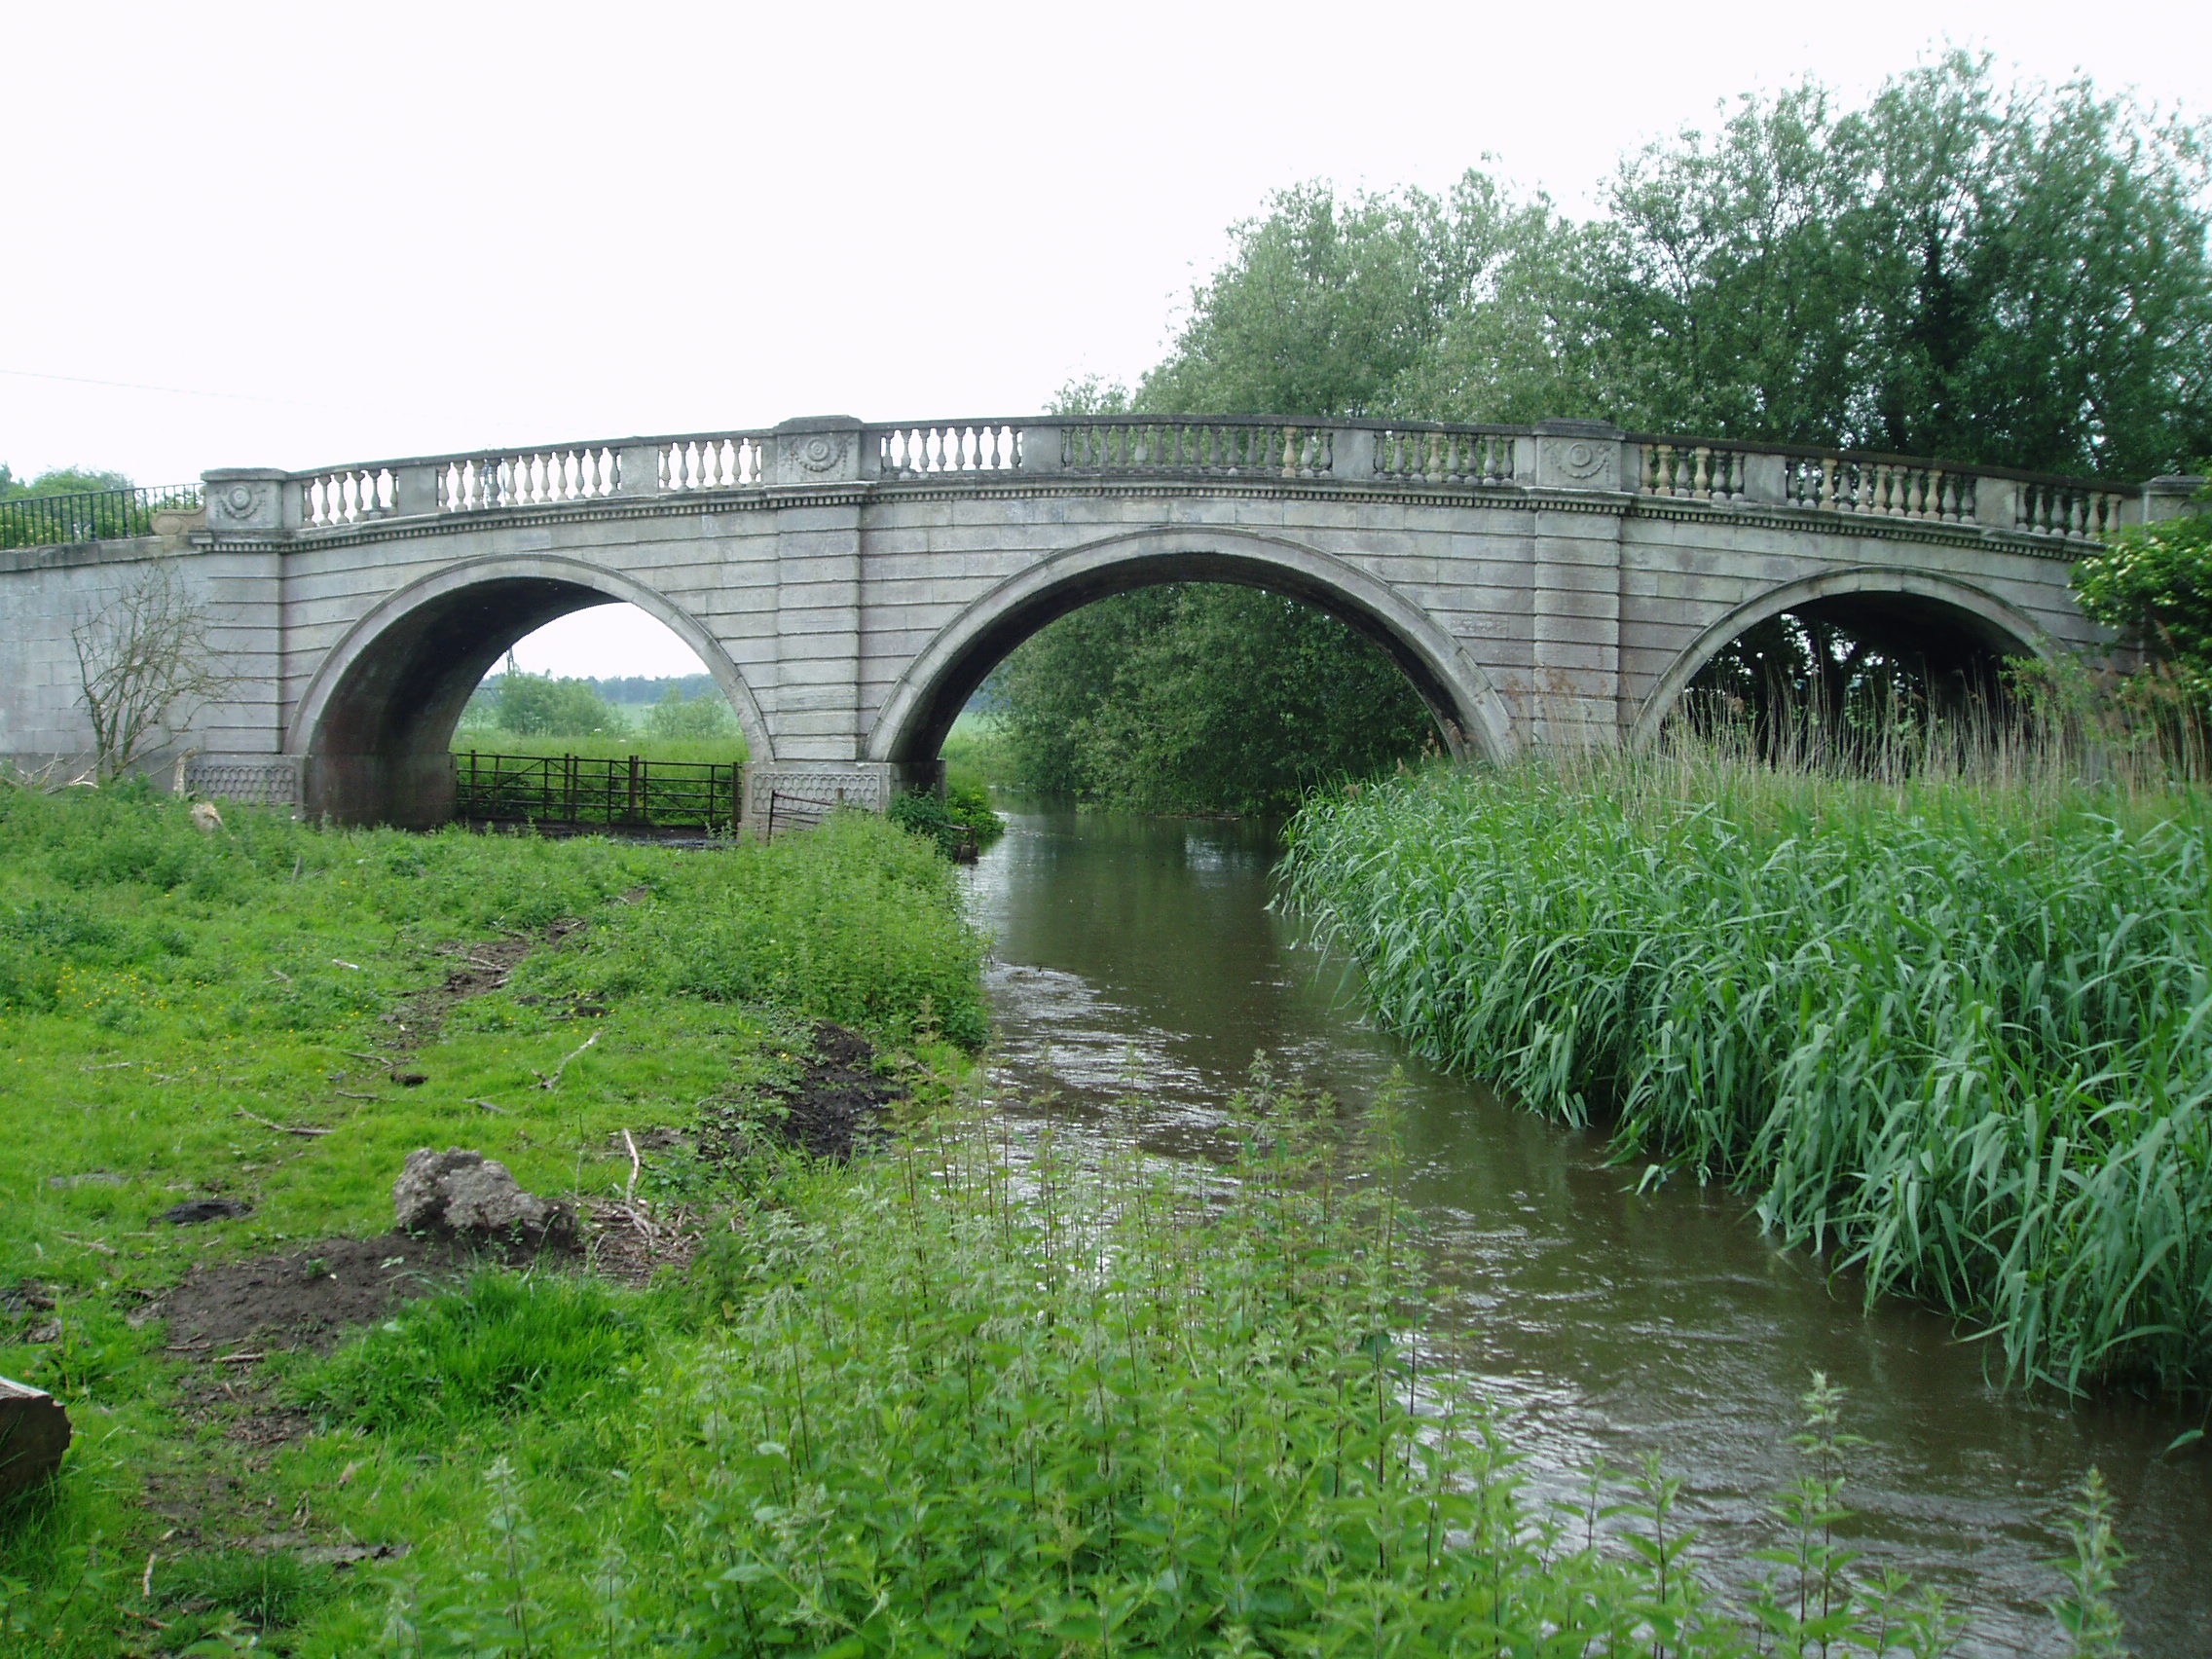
[747,1020,903,1161]
[152,1231,566,1358]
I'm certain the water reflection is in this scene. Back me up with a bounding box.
[962,805,2208,1659]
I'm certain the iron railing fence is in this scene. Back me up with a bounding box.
[0,484,203,550]
[454,751,740,832]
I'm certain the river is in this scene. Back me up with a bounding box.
[960,805,2209,1659]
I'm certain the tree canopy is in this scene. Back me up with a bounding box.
[1127,53,2212,478]
[985,54,2211,811]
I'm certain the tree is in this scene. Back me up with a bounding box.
[72,558,239,780]
[2074,477,2212,695]
[3,465,134,498]
[644,682,737,740]
[495,667,624,739]
[1012,56,2212,807]
[990,585,1437,815]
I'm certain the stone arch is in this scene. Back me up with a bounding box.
[288,555,768,826]
[866,527,1518,767]
[1629,566,2051,748]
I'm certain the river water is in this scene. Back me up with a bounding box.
[959,806,2209,1659]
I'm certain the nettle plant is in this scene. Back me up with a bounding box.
[350,1066,2125,1658]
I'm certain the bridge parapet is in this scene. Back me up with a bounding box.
[255,415,2151,555]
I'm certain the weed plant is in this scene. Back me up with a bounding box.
[1279,742,2212,1393]
[276,1071,2132,1657]
[524,811,986,1047]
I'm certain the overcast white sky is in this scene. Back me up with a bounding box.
[6,0,2205,675]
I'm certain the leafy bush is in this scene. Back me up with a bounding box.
[350,1080,2092,1657]
[644,683,737,740]
[1281,756,2212,1391]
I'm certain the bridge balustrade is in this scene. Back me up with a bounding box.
[255,416,2157,556]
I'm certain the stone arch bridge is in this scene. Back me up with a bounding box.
[1,413,2192,828]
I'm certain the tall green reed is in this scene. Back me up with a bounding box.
[1280,748,2212,1392]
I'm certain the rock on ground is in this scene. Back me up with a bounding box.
[394,1148,574,1244]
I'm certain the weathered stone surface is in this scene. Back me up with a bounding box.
[394,1148,574,1243]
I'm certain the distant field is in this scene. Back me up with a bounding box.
[451,728,749,766]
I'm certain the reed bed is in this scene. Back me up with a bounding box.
[1278,752,2212,1393]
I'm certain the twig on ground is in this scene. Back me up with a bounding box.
[237,1109,331,1138]
[533,1032,599,1089]
[268,967,292,984]
[623,1128,642,1202]
[56,1232,117,1256]
[334,1090,379,1100]
[142,1552,158,1599]
[214,1351,264,1365]
[80,1061,134,1072]
[469,1097,515,1116]
[330,1048,394,1065]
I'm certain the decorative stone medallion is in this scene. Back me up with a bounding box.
[1542,437,1617,487]
[217,482,267,523]
[785,432,849,475]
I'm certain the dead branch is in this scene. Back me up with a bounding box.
[532,1032,599,1089]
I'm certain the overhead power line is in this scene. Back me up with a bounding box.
[0,365,313,407]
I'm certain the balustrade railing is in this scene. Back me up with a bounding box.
[1640,442,1752,505]
[1057,420,1334,478]
[2016,480,2130,540]
[661,434,766,492]
[438,445,622,512]
[1781,454,1976,524]
[302,466,395,527]
[878,423,1020,476]
[114,417,2157,554]
[1373,427,1517,485]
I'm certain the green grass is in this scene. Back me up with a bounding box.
[1279,753,2212,1393]
[0,784,981,1655]
[0,782,2135,1655]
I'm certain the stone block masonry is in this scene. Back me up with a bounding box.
[2,414,2183,829]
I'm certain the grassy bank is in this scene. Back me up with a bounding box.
[0,787,2132,1654]
[0,788,980,1652]
[1280,756,2212,1393]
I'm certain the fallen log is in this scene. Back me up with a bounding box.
[0,1375,71,1498]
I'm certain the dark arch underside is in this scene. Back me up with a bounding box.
[308,577,617,827]
[880,551,1473,766]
